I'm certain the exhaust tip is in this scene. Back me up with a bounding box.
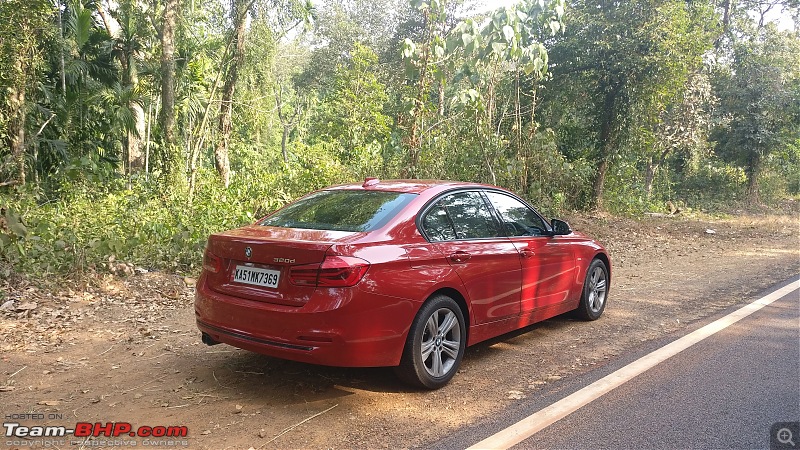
[201,332,221,346]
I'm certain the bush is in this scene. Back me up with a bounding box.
[0,142,359,278]
[674,160,746,211]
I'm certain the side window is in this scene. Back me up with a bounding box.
[422,191,502,241]
[484,191,547,237]
[421,206,456,242]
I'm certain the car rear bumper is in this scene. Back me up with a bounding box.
[194,274,415,367]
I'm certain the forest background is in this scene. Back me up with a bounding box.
[0,0,798,276]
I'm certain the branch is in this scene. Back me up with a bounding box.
[188,0,257,159]
[274,18,305,42]
[35,113,56,138]
[96,1,115,37]
[259,404,338,448]
[189,32,238,159]
[423,109,464,135]
[149,13,161,40]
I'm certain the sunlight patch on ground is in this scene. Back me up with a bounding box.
[727,247,800,258]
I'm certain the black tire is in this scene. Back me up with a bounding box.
[575,259,609,321]
[394,295,466,389]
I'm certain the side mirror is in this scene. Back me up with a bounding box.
[551,218,572,235]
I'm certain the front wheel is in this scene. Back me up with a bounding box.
[394,295,466,389]
[575,259,609,321]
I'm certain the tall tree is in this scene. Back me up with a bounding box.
[400,0,450,176]
[213,0,311,186]
[547,0,716,209]
[644,71,716,198]
[274,81,305,163]
[100,0,150,174]
[159,0,181,188]
[712,25,800,203]
[308,42,391,173]
[0,0,53,186]
[214,0,251,188]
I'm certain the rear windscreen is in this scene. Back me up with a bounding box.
[260,190,417,232]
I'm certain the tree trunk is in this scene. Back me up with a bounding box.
[115,8,146,174]
[9,85,27,186]
[645,148,671,200]
[721,0,733,34]
[644,159,658,200]
[145,101,153,180]
[281,126,290,163]
[214,0,248,187]
[159,0,181,188]
[406,63,428,177]
[404,8,434,178]
[437,79,445,117]
[58,1,66,97]
[125,58,145,173]
[592,85,619,210]
[128,103,145,171]
[746,152,761,204]
[592,158,609,209]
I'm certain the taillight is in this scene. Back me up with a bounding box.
[289,256,369,287]
[202,250,222,274]
[317,256,370,287]
[288,263,320,286]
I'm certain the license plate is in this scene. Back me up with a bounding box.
[233,265,280,288]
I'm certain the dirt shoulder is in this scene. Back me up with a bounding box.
[1,212,798,450]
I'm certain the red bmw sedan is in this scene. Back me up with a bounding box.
[195,179,610,389]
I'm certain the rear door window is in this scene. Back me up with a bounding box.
[421,191,502,241]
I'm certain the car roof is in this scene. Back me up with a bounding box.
[324,179,496,194]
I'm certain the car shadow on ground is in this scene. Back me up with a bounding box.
[184,312,582,403]
[467,313,580,355]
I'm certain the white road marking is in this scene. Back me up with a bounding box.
[467,279,800,450]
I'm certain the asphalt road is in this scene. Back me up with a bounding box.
[437,277,800,450]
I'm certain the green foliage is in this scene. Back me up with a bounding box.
[0,145,353,277]
[307,42,391,175]
[543,0,718,208]
[601,151,654,215]
[711,25,800,202]
[0,0,55,184]
[1,0,799,278]
[445,0,565,79]
[775,139,800,196]
[673,158,748,211]
[520,131,596,214]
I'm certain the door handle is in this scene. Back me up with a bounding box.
[520,249,535,258]
[449,251,472,263]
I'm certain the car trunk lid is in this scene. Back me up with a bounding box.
[204,225,361,306]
